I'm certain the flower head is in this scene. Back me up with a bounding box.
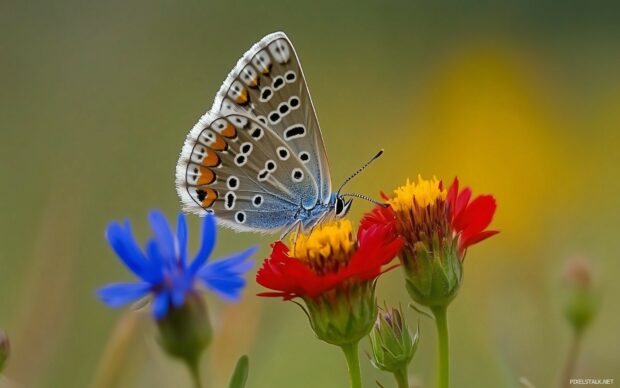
[363,176,497,307]
[257,217,402,346]
[97,210,256,319]
[257,219,402,301]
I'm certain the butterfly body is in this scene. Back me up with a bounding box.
[176,32,355,233]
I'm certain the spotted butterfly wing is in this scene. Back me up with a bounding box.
[177,111,318,232]
[176,32,332,232]
[213,31,331,206]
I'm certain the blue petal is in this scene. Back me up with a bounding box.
[200,245,257,275]
[152,291,170,320]
[170,272,191,308]
[148,210,176,263]
[190,213,217,274]
[106,222,157,282]
[145,238,167,272]
[200,276,246,301]
[176,213,188,266]
[197,245,257,301]
[97,282,151,308]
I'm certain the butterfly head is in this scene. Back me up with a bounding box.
[334,195,353,218]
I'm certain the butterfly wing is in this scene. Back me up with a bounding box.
[211,32,332,206]
[176,111,318,232]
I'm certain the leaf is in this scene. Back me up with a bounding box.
[228,355,249,388]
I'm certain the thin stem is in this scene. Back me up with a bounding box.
[431,306,449,388]
[187,358,203,388]
[341,342,363,388]
[394,367,410,388]
[560,331,583,388]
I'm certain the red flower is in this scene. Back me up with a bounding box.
[256,219,403,300]
[446,177,498,252]
[362,176,498,255]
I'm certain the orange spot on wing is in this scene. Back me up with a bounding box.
[201,150,220,167]
[249,78,258,87]
[220,122,237,138]
[197,167,215,185]
[197,188,218,208]
[209,133,228,151]
[235,88,248,105]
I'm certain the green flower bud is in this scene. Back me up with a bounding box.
[303,281,378,346]
[563,258,599,335]
[403,237,462,309]
[156,291,212,366]
[369,306,419,373]
[0,329,9,373]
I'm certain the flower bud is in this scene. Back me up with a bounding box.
[369,306,419,373]
[156,291,212,365]
[304,281,378,347]
[562,258,598,335]
[403,238,462,309]
[0,329,9,373]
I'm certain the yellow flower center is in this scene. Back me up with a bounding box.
[292,220,355,275]
[388,175,446,214]
[388,175,451,251]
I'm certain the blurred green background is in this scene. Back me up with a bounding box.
[1,1,619,387]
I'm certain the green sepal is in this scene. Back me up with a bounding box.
[403,237,462,309]
[303,281,378,346]
[156,292,212,366]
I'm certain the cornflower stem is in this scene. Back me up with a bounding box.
[187,358,203,388]
[560,331,583,388]
[394,367,410,388]
[341,342,363,388]
[431,306,450,388]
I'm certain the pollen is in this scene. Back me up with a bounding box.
[389,175,446,214]
[292,220,355,275]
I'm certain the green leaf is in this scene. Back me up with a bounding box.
[228,355,249,388]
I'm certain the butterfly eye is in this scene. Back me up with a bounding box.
[335,197,344,215]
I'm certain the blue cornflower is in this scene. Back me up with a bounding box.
[97,210,256,319]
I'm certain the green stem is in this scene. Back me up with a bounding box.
[560,331,582,388]
[187,358,203,388]
[394,367,409,388]
[341,342,362,388]
[431,306,449,388]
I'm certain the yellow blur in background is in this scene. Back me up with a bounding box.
[1,1,619,387]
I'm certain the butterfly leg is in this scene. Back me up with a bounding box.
[279,219,302,241]
[291,221,303,256]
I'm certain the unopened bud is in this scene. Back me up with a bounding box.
[369,306,418,373]
[0,329,9,373]
[156,291,212,366]
[562,257,599,335]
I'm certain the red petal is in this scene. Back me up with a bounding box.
[452,188,472,228]
[459,230,499,251]
[446,177,459,213]
[359,204,396,235]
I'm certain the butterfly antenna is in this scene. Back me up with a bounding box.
[336,149,384,194]
[340,193,389,207]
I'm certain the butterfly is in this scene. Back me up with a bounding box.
[176,31,383,234]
